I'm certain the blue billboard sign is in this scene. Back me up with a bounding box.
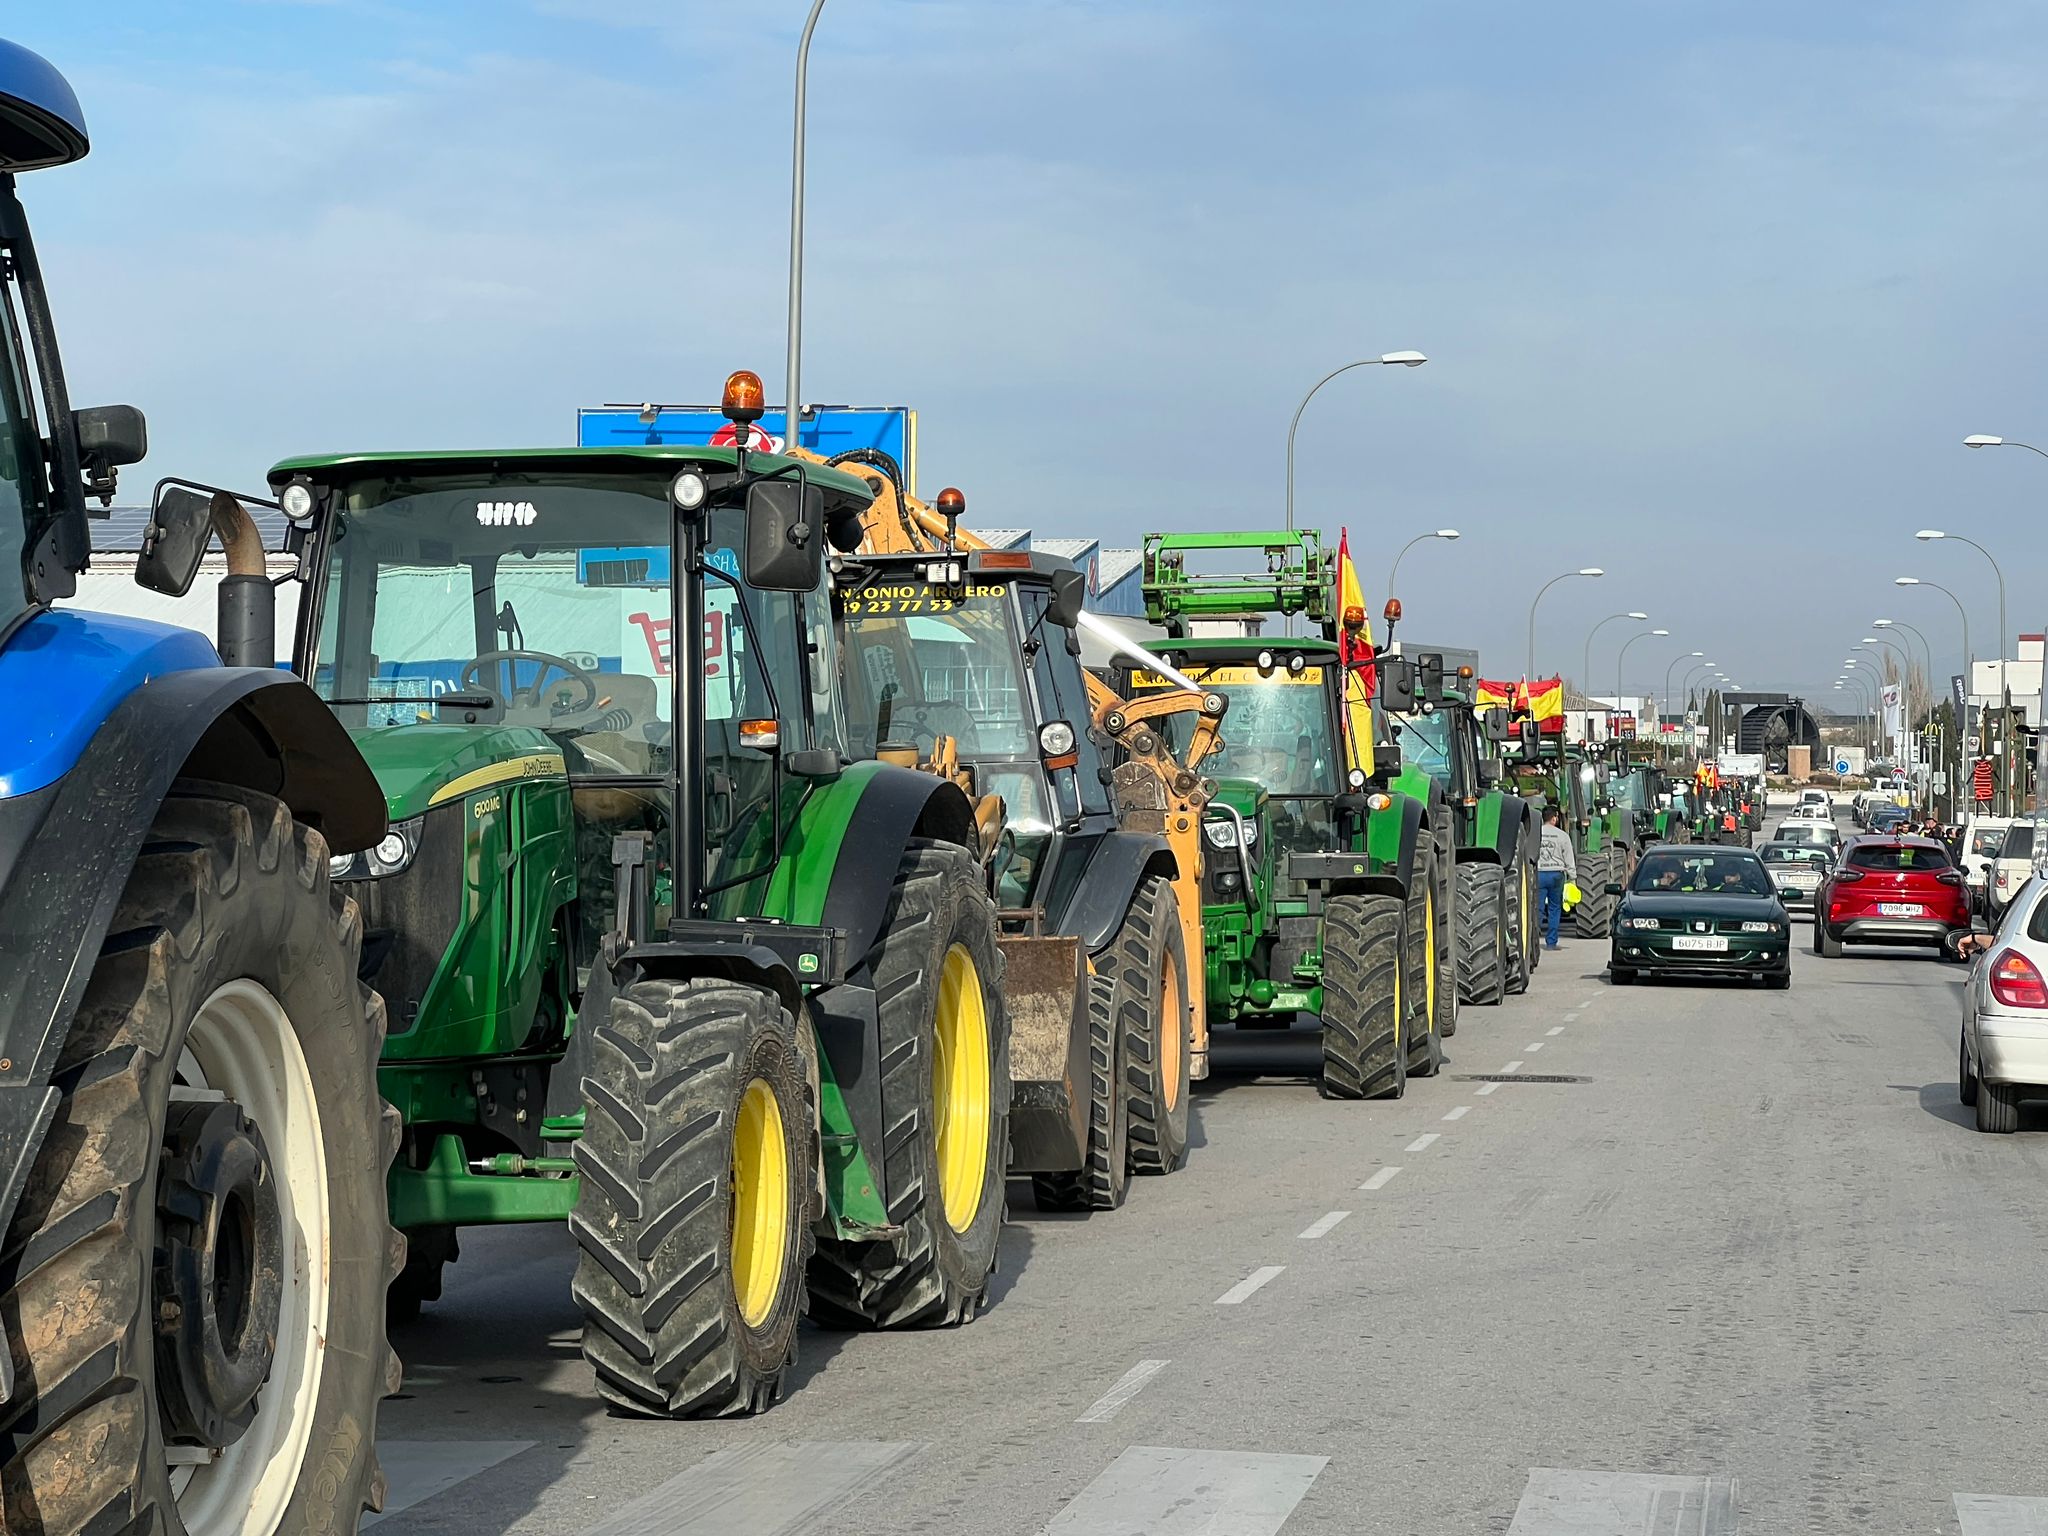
[576,405,917,494]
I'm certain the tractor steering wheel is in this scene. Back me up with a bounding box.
[461,650,601,715]
[899,702,978,756]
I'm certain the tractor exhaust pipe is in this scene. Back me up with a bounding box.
[210,490,274,669]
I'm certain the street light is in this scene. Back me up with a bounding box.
[1527,567,1604,678]
[1284,353,1428,531]
[1616,628,1670,709]
[784,0,830,454]
[1584,611,1649,696]
[1873,617,1933,690]
[1663,650,1705,727]
[1384,528,1460,613]
[1964,434,2048,461]
[1894,575,1972,680]
[1917,529,2008,688]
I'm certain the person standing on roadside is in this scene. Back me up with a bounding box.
[1538,806,1576,949]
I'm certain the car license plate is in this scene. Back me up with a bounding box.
[1673,934,1728,952]
[1879,902,1922,916]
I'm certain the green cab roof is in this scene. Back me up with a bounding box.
[266,445,877,506]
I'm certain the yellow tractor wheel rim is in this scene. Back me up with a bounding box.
[1522,870,1532,949]
[1425,885,1438,1025]
[1160,949,1184,1112]
[731,1077,791,1329]
[933,944,992,1232]
[1392,919,1403,1042]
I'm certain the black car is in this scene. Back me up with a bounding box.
[1868,804,1911,833]
[1609,846,1793,988]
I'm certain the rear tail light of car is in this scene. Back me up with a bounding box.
[1936,870,1965,888]
[1834,869,1865,884]
[1989,949,2048,1009]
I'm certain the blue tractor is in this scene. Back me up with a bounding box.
[0,40,397,1536]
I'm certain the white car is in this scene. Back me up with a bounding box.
[1960,815,2014,909]
[1961,871,2048,1132]
[1987,823,2037,918]
[1796,788,1833,816]
[1772,820,1843,853]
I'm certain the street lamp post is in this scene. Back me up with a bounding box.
[784,0,830,454]
[1663,650,1704,733]
[1584,611,1648,698]
[1917,529,2007,687]
[1384,528,1459,613]
[1894,576,1972,681]
[1526,567,1604,679]
[1680,660,1717,752]
[1616,628,1670,715]
[1283,352,1428,532]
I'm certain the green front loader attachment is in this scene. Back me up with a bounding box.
[277,421,1014,1417]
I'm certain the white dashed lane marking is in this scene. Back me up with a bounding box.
[1506,1467,1738,1535]
[1503,1061,1524,1073]
[1359,1166,1403,1190]
[1954,1493,2048,1535]
[1215,1266,1285,1305]
[1443,1104,1471,1121]
[576,1440,923,1536]
[1476,1082,1502,1096]
[1526,1042,1545,1052]
[1076,1359,1171,1423]
[1298,1210,1351,1240]
[1547,1026,1565,1036]
[366,1442,535,1528]
[1043,1446,1328,1535]
[1405,1132,1441,1152]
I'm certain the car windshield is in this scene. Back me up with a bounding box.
[1846,842,1952,872]
[1633,852,1772,895]
[1970,827,2009,858]
[308,472,680,776]
[1759,844,1830,865]
[2004,825,2034,860]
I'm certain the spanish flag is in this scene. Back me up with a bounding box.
[1477,677,1566,733]
[1335,528,1376,777]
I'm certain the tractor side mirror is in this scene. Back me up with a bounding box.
[1377,656,1417,712]
[742,479,824,592]
[135,484,215,597]
[1480,707,1510,743]
[1047,566,1086,628]
[1476,758,1502,786]
[1418,652,1445,696]
[1516,719,1542,762]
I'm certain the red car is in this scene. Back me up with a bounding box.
[1814,834,1970,957]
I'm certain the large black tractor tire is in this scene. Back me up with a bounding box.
[1431,838,1460,1041]
[1403,841,1445,1077]
[1118,876,1193,1177]
[1031,971,1128,1212]
[0,782,400,1536]
[1319,894,1407,1100]
[1505,854,1536,995]
[572,979,815,1417]
[1573,846,1617,939]
[810,840,1010,1328]
[1456,863,1509,1007]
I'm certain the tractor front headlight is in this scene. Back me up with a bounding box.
[1204,819,1239,849]
[329,816,424,881]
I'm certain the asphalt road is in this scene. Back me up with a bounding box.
[368,801,2048,1536]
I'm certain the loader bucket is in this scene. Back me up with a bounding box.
[999,933,1091,1171]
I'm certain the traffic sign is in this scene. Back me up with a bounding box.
[1834,758,1850,774]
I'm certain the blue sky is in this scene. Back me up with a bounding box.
[14,1,2048,699]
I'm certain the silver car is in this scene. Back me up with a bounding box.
[1758,841,1834,917]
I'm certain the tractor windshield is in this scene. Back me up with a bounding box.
[307,473,680,777]
[836,582,1033,759]
[1146,662,1343,858]
[1393,711,1453,785]
[0,278,44,636]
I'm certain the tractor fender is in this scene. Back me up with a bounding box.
[1063,829,1177,956]
[0,666,384,1286]
[1290,790,1428,904]
[815,763,978,967]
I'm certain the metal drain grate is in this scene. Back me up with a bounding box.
[1454,1073,1587,1084]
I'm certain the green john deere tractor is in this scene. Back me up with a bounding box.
[1386,653,1544,1004]
[272,386,1012,1417]
[1128,531,1454,1099]
[1609,753,1691,846]
[1514,739,1636,940]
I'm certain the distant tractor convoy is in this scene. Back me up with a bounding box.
[3,33,1765,1536]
